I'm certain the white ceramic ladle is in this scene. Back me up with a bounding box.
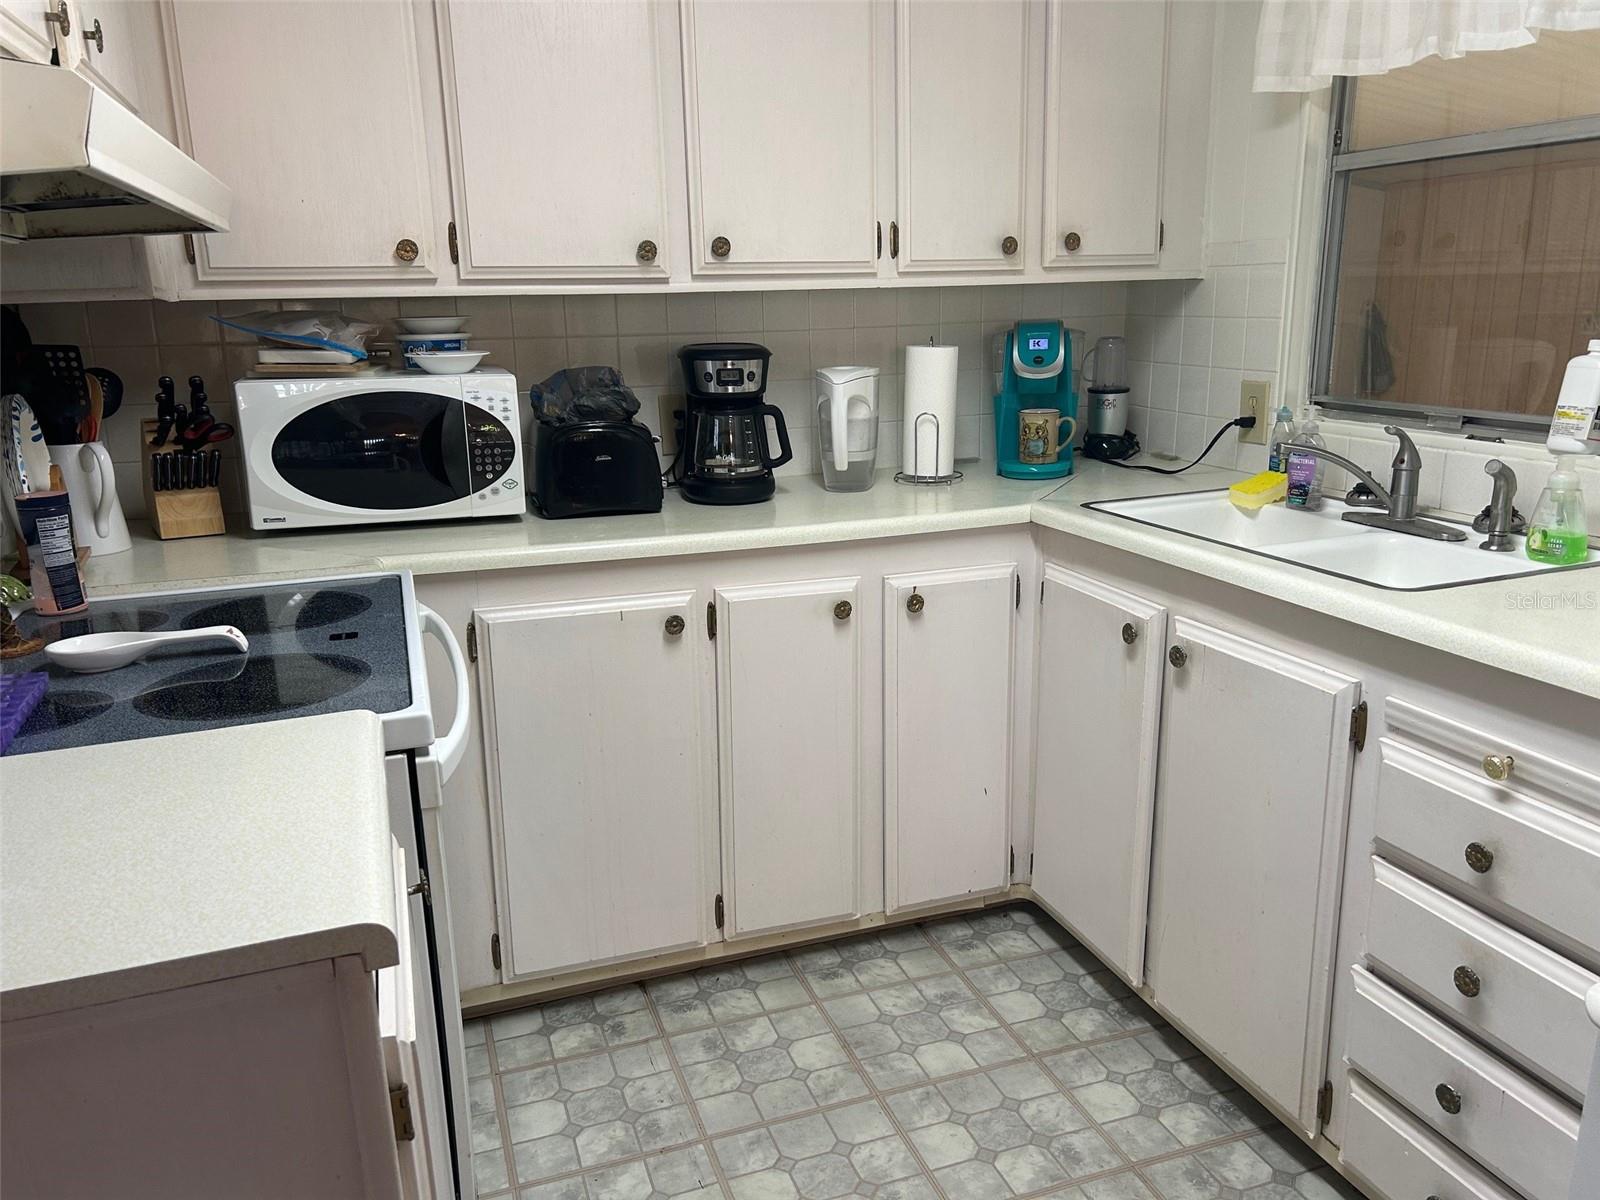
[44,625,249,673]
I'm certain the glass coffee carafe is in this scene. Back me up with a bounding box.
[690,406,788,480]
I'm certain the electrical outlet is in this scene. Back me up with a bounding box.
[1239,379,1271,444]
[657,395,683,457]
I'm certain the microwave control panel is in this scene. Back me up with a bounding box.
[464,387,521,493]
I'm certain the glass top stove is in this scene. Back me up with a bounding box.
[1,576,414,757]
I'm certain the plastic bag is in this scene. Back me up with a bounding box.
[211,310,379,359]
[529,366,642,426]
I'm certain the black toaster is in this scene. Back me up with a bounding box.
[531,420,664,519]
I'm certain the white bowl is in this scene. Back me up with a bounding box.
[396,317,467,335]
[406,350,489,375]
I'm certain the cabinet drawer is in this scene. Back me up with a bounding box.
[1341,1073,1518,1200]
[1346,967,1579,1200]
[1367,857,1598,1099]
[1373,739,1600,958]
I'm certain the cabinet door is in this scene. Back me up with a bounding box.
[0,0,62,64]
[73,0,161,114]
[439,0,672,281]
[475,593,717,980]
[1042,0,1167,267]
[884,564,1016,912]
[681,0,880,275]
[167,0,437,283]
[896,0,1030,273]
[1031,566,1166,985]
[1145,617,1360,1134]
[715,578,862,938]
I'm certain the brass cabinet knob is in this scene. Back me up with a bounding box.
[833,600,853,622]
[1064,231,1082,252]
[1435,1083,1462,1114]
[1453,965,1481,997]
[906,592,925,615]
[83,17,103,52]
[636,239,658,263]
[1464,841,1494,873]
[1168,645,1188,669]
[664,614,686,637]
[1001,235,1018,256]
[394,238,420,263]
[1481,753,1515,781]
[710,235,731,259]
[1121,622,1138,645]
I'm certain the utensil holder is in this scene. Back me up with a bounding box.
[141,419,226,540]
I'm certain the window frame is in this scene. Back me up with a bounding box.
[1310,76,1600,437]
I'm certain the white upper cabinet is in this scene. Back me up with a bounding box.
[883,564,1016,912]
[1144,617,1360,1135]
[73,0,161,115]
[474,592,718,981]
[1031,566,1166,986]
[165,0,437,284]
[714,578,863,939]
[895,0,1031,274]
[1043,0,1168,267]
[0,0,63,64]
[680,0,884,276]
[438,0,674,282]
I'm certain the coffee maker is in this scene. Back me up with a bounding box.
[994,319,1078,480]
[677,342,792,504]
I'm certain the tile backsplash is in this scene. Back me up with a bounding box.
[13,284,1126,524]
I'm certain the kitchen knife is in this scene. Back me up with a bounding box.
[150,453,162,492]
[153,376,176,447]
[206,449,221,489]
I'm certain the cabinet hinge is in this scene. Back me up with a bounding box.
[1332,126,1344,153]
[390,1083,416,1142]
[1028,853,1034,874]
[448,220,459,265]
[713,893,725,930]
[706,601,717,639]
[1009,846,1016,876]
[1159,221,1165,251]
[490,931,502,971]
[1015,577,1021,609]
[876,221,882,260]
[1039,580,1045,605]
[889,220,899,259]
[182,234,196,265]
[1350,700,1368,751]
[1316,1080,1334,1124]
[466,620,478,664]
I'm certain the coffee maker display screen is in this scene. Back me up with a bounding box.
[715,367,746,386]
[1027,336,1051,351]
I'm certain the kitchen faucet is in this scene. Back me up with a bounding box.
[1477,459,1519,552]
[1287,426,1468,542]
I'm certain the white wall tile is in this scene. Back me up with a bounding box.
[1179,316,1213,367]
[616,294,667,336]
[896,289,941,325]
[939,287,983,323]
[809,289,856,330]
[511,295,565,338]
[1149,363,1180,411]
[1210,317,1245,369]
[761,290,810,331]
[1243,318,1281,372]
[666,293,717,333]
[855,288,899,327]
[713,291,764,333]
[1212,267,1250,319]
[1178,365,1210,415]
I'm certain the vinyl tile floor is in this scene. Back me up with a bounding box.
[465,904,1364,1200]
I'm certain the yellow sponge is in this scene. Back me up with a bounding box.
[1228,470,1288,510]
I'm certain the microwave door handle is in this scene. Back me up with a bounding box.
[439,403,471,496]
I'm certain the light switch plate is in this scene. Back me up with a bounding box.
[1239,379,1271,444]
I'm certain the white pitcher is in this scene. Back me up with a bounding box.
[47,442,131,557]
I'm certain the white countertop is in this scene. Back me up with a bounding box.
[78,461,1600,700]
[0,711,397,1021]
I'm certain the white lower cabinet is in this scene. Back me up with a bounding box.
[1144,616,1361,1134]
[715,578,863,939]
[1340,1074,1520,1200]
[883,564,1017,913]
[1030,565,1165,985]
[474,592,718,980]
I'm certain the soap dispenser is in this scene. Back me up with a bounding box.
[1526,456,1590,565]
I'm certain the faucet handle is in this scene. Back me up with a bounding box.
[1382,425,1421,469]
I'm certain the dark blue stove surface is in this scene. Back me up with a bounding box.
[1,575,413,756]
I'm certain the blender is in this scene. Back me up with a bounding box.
[816,366,881,492]
[676,342,793,504]
[1082,335,1140,462]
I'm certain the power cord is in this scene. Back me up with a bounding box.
[1102,415,1255,475]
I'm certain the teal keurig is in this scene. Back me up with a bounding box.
[995,319,1078,479]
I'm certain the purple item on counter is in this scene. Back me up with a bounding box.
[0,672,48,754]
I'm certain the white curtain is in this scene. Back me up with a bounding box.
[1254,0,1600,92]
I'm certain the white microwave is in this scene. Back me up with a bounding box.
[234,369,525,531]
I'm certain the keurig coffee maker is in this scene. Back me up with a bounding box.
[676,342,793,504]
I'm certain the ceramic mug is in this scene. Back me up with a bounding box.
[1018,409,1078,465]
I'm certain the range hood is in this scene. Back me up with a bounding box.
[1,59,230,241]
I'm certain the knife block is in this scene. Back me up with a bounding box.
[141,419,226,540]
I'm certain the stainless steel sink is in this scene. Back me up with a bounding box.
[1084,489,1597,590]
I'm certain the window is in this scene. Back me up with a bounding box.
[1312,29,1600,434]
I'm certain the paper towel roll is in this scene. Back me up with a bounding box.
[902,343,959,478]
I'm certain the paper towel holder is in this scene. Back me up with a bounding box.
[894,411,964,486]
